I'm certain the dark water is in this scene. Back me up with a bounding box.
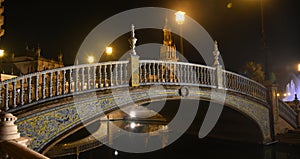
[56,134,300,159]
[53,100,300,159]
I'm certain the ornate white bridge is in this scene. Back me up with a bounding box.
[0,60,268,111]
[0,57,298,154]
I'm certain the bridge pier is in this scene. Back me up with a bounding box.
[266,84,279,137]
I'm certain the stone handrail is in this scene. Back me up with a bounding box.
[278,99,297,128]
[139,60,216,87]
[222,70,267,102]
[139,60,267,102]
[0,140,49,159]
[0,61,129,112]
[0,60,268,112]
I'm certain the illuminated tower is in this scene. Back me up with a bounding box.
[0,0,4,37]
[160,18,178,62]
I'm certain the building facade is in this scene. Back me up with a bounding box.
[160,19,178,62]
[0,46,64,81]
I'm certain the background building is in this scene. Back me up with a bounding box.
[0,46,64,81]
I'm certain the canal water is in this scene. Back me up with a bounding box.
[56,133,300,159]
[53,100,300,159]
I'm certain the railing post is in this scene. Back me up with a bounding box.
[129,54,140,87]
[128,24,139,87]
[266,84,279,138]
[213,41,223,89]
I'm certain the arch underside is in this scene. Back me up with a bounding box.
[15,85,271,152]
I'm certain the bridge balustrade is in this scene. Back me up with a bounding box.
[222,70,267,102]
[139,60,215,87]
[139,60,267,102]
[0,60,270,112]
[278,99,297,128]
[0,61,129,111]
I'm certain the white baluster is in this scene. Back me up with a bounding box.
[99,65,102,88]
[115,64,118,85]
[63,70,66,94]
[104,65,107,87]
[20,79,24,106]
[110,64,113,86]
[28,77,32,103]
[81,67,85,91]
[35,75,39,101]
[75,68,79,92]
[12,82,17,108]
[120,64,123,85]
[56,71,60,96]
[68,69,73,93]
[93,66,96,89]
[42,74,46,99]
[87,67,90,90]
[4,83,9,111]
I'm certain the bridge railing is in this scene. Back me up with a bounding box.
[139,60,216,87]
[278,99,297,128]
[0,61,129,111]
[139,60,267,102]
[222,70,267,102]
[0,60,269,112]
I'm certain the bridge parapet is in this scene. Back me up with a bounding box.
[278,100,297,128]
[139,60,267,103]
[0,60,270,112]
[222,70,267,102]
[0,61,129,112]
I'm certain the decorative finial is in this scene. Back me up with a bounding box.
[129,24,137,55]
[58,51,63,63]
[37,44,41,58]
[213,40,220,66]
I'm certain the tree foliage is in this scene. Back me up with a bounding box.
[242,61,265,83]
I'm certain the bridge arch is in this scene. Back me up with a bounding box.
[13,84,271,153]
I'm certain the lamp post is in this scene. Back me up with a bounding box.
[259,0,271,83]
[175,11,185,56]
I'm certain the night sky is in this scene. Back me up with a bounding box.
[1,0,300,88]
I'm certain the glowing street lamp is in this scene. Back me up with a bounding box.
[106,47,113,55]
[175,11,185,25]
[297,63,300,72]
[87,56,94,63]
[0,49,4,57]
[276,93,280,97]
[283,93,287,97]
[175,11,185,56]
